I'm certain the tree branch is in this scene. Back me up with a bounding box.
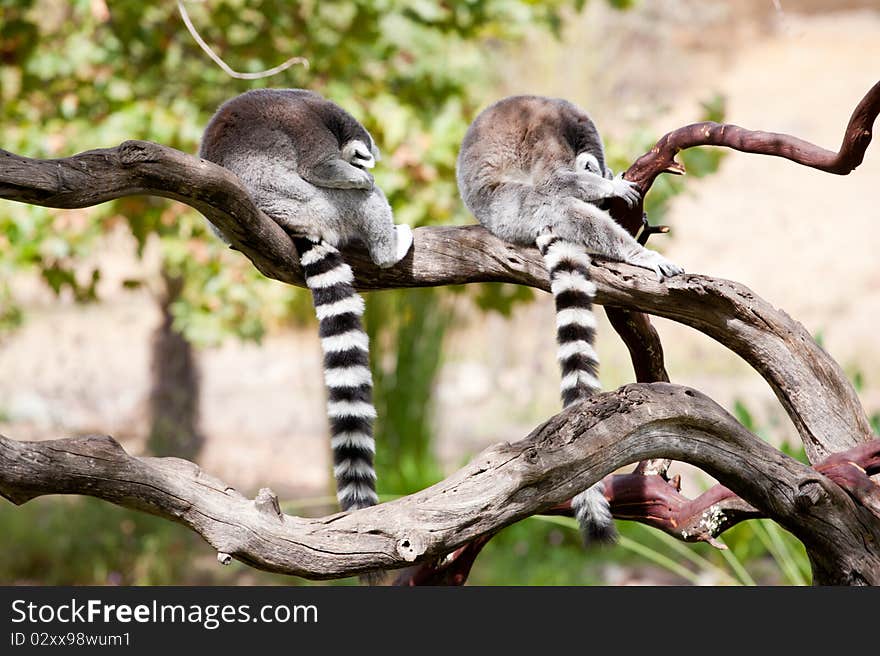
[609,78,880,233]
[2,384,878,583]
[2,80,878,584]
[604,307,672,478]
[0,139,872,461]
[547,438,880,546]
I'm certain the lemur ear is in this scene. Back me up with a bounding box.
[575,151,601,174]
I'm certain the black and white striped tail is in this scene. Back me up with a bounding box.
[295,237,378,513]
[536,229,616,544]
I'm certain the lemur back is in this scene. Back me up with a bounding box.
[457,95,683,543]
[200,89,412,516]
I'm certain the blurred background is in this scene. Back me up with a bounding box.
[1,0,878,585]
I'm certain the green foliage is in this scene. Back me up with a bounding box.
[0,497,196,585]
[1,0,587,339]
[0,285,24,335]
[470,520,606,585]
[850,369,880,435]
[471,513,808,586]
[0,496,354,586]
[472,282,535,317]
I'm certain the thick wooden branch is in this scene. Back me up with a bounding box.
[392,533,496,586]
[2,82,877,585]
[0,140,872,461]
[402,438,880,585]
[2,385,878,584]
[593,82,879,415]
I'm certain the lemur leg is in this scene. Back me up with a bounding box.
[249,190,344,245]
[356,187,413,268]
[550,198,683,279]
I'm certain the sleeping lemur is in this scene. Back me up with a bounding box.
[199,88,413,516]
[456,95,684,543]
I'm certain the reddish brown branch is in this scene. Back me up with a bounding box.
[546,475,759,546]
[392,533,495,586]
[547,438,880,545]
[610,79,880,234]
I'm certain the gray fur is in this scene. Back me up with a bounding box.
[197,91,414,547]
[456,95,682,279]
[199,88,412,268]
[457,95,685,544]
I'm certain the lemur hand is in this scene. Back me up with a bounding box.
[341,167,375,191]
[626,248,684,281]
[611,173,641,208]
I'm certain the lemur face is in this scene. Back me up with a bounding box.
[342,139,378,170]
[575,151,602,175]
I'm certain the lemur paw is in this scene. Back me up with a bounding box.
[393,223,414,263]
[611,174,641,208]
[628,250,684,281]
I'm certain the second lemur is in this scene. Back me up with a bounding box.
[200,88,413,516]
[456,95,684,543]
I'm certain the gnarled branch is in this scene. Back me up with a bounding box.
[0,140,872,461]
[609,78,880,234]
[548,438,880,544]
[2,80,878,585]
[2,385,878,584]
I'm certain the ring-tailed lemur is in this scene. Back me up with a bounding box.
[456,95,684,543]
[199,88,413,516]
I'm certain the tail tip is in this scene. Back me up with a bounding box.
[572,484,617,547]
[579,517,618,546]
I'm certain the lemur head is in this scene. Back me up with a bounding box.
[342,139,381,170]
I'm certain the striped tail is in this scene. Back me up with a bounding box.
[536,229,616,544]
[295,237,378,513]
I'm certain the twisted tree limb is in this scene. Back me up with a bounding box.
[2,80,878,585]
[545,438,880,545]
[598,78,879,477]
[0,143,872,461]
[609,78,880,233]
[2,385,878,584]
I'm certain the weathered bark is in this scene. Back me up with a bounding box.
[2,385,878,583]
[600,79,880,475]
[0,144,870,461]
[1,80,878,584]
[552,438,880,544]
[402,439,880,584]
